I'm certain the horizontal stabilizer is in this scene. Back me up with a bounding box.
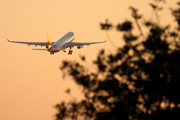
[32,49,47,51]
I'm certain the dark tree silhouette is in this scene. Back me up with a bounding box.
[55,1,180,120]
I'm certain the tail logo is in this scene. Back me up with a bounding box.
[47,34,52,49]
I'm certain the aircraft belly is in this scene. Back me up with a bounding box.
[54,50,60,53]
[48,49,60,53]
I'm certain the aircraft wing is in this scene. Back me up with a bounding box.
[7,39,55,47]
[62,41,106,48]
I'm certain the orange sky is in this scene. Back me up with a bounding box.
[0,0,176,120]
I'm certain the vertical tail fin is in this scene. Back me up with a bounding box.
[47,34,52,49]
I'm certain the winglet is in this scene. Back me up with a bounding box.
[7,39,10,42]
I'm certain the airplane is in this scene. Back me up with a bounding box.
[7,31,106,55]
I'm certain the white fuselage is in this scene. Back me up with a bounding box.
[48,31,75,53]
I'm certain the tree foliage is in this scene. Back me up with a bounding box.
[55,1,180,120]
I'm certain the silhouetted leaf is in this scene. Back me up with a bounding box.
[117,21,133,32]
[100,19,112,30]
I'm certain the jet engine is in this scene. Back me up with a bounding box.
[77,45,83,49]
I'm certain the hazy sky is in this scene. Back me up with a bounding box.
[0,0,176,120]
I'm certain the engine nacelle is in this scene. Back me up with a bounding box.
[46,45,48,49]
[77,46,83,49]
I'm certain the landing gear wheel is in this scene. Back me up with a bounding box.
[68,50,73,55]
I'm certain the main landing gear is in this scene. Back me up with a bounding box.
[68,47,73,55]
[68,50,73,55]
[50,52,54,55]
